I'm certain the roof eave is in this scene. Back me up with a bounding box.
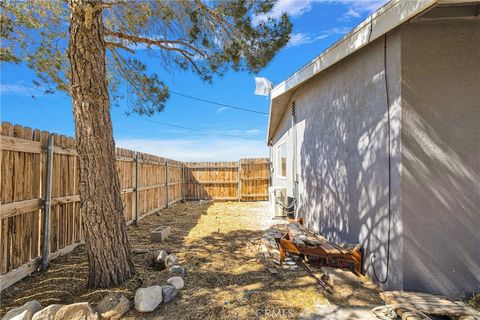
[267,0,443,143]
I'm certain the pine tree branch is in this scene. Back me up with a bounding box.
[106,41,134,53]
[104,30,206,58]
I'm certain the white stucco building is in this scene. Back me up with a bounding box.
[268,0,480,297]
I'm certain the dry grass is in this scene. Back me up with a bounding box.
[0,201,381,319]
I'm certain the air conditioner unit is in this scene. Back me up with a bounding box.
[268,187,286,217]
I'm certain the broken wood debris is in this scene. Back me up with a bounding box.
[380,291,480,319]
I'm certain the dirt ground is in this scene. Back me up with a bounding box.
[0,201,382,319]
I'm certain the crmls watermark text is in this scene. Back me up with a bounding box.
[255,308,296,318]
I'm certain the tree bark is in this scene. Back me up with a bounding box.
[68,0,134,288]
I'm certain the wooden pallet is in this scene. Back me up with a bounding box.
[279,221,362,275]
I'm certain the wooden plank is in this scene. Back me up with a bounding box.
[116,156,135,162]
[138,184,165,191]
[0,199,42,219]
[52,146,77,156]
[0,136,42,153]
[195,181,238,184]
[240,193,269,197]
[186,165,239,169]
[380,291,480,317]
[51,195,80,205]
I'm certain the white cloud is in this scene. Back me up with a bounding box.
[226,128,263,136]
[216,107,228,113]
[254,0,313,23]
[0,82,46,96]
[254,0,388,23]
[288,32,328,47]
[343,7,361,19]
[116,137,268,162]
[330,0,389,20]
[287,27,351,47]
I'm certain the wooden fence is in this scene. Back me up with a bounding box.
[184,159,270,201]
[0,122,270,290]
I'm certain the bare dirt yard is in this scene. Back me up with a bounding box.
[0,201,382,319]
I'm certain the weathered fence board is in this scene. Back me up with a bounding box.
[0,122,270,289]
[184,158,270,201]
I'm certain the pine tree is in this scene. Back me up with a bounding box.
[1,0,291,288]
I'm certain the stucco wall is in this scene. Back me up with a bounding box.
[271,30,404,290]
[270,101,295,197]
[401,19,480,298]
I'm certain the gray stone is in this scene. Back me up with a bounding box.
[3,300,43,320]
[165,254,178,268]
[32,305,63,320]
[134,286,163,312]
[166,276,184,290]
[146,250,168,270]
[95,292,131,320]
[168,265,186,277]
[161,285,178,304]
[150,226,171,242]
[53,303,98,320]
[154,250,168,264]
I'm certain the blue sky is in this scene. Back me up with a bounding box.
[0,0,387,161]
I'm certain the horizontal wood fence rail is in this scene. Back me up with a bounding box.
[0,122,270,290]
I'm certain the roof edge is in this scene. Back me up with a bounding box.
[267,0,440,143]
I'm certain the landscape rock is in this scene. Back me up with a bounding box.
[165,254,178,268]
[145,250,167,270]
[166,276,184,290]
[168,265,186,277]
[95,292,131,320]
[161,285,178,303]
[134,286,163,312]
[32,305,63,320]
[53,302,98,320]
[3,300,43,320]
[154,250,168,264]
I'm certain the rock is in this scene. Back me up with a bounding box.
[3,300,43,320]
[145,250,167,270]
[154,250,168,264]
[53,302,98,320]
[161,285,178,304]
[166,276,184,290]
[32,305,63,320]
[168,265,186,277]
[165,254,178,268]
[134,286,163,312]
[95,292,131,320]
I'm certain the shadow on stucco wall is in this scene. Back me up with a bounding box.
[400,18,480,297]
[293,34,403,290]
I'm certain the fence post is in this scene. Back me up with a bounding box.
[165,159,169,207]
[181,163,185,201]
[135,152,139,224]
[40,134,54,271]
[238,159,242,202]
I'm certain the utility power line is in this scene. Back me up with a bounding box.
[3,84,46,128]
[169,90,269,115]
[130,115,265,141]
[24,86,59,131]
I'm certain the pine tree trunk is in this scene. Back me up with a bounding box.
[68,0,134,288]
